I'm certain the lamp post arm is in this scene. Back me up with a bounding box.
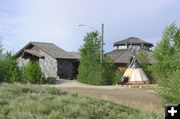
[79,23,104,63]
[78,24,97,31]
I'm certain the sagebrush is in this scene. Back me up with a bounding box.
[0,83,161,119]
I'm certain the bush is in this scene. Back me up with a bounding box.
[0,52,21,83]
[22,61,45,84]
[137,52,155,83]
[157,69,180,103]
[78,56,116,85]
[0,83,161,119]
[96,57,117,85]
[112,70,123,84]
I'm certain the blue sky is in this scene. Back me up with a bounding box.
[0,0,180,53]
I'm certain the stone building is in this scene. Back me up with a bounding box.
[106,37,155,72]
[15,38,154,79]
[15,42,79,79]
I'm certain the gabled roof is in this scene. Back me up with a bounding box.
[23,49,43,58]
[113,37,154,47]
[65,52,80,59]
[15,42,80,60]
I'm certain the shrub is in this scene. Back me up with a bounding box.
[96,57,117,85]
[0,60,6,82]
[137,52,155,83]
[22,61,45,84]
[157,69,180,103]
[112,70,123,84]
[0,52,21,83]
[0,83,161,119]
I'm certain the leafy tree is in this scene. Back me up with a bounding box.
[137,52,154,83]
[0,41,3,58]
[158,69,180,103]
[95,57,115,85]
[153,23,178,76]
[153,22,180,103]
[78,31,115,85]
[0,52,21,83]
[77,32,100,84]
[22,61,45,84]
[4,52,21,82]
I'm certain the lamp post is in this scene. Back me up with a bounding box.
[79,24,104,62]
[78,24,97,31]
[101,24,104,62]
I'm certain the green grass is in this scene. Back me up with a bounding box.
[0,83,161,119]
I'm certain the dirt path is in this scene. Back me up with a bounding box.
[54,79,163,116]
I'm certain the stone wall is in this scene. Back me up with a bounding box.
[39,50,57,78]
[17,57,29,68]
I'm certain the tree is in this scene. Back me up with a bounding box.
[77,32,100,84]
[153,23,178,76]
[137,52,154,83]
[0,41,3,58]
[22,61,45,84]
[98,57,116,85]
[153,22,180,103]
[0,41,21,83]
[0,52,21,83]
[78,31,115,85]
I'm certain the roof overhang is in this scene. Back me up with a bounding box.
[22,50,44,59]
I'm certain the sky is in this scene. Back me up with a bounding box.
[0,0,180,53]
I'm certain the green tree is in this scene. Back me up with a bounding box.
[78,31,115,85]
[0,41,3,58]
[95,57,115,85]
[153,22,180,103]
[0,52,21,83]
[153,22,178,76]
[77,32,100,84]
[137,52,154,83]
[23,61,45,84]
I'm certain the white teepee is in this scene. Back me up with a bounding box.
[120,56,150,85]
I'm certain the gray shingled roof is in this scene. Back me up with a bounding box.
[65,52,80,59]
[15,42,80,60]
[106,49,155,64]
[113,37,154,47]
[23,49,43,58]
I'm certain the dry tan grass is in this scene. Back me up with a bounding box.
[99,94,164,116]
[58,86,164,117]
[54,80,163,117]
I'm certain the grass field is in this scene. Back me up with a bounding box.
[0,83,161,119]
[55,80,163,117]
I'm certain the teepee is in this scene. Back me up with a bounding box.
[119,56,150,85]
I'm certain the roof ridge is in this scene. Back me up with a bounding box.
[30,41,54,44]
[15,41,80,59]
[113,37,153,47]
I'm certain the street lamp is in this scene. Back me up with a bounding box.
[78,24,104,62]
[78,24,97,31]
